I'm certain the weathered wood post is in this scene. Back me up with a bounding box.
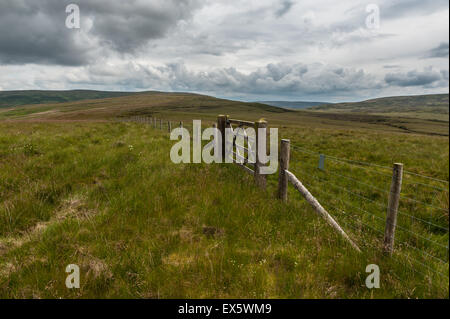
[278,139,290,202]
[179,121,183,128]
[285,170,361,252]
[383,163,403,255]
[217,115,227,162]
[168,121,171,133]
[254,119,267,189]
[160,119,162,130]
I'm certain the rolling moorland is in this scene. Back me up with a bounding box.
[311,94,449,121]
[257,101,331,109]
[0,90,138,108]
[0,91,448,136]
[0,90,448,298]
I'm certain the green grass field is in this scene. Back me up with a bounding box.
[0,92,448,298]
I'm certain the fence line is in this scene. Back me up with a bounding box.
[118,114,449,290]
[289,152,448,250]
[291,144,449,184]
[285,135,448,289]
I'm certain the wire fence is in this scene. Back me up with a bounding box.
[289,143,449,290]
[120,115,449,291]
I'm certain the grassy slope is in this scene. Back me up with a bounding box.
[0,90,142,108]
[0,92,447,136]
[0,122,447,298]
[0,122,364,298]
[0,92,283,120]
[0,92,448,298]
[310,94,449,121]
[258,101,331,109]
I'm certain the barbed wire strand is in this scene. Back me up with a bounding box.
[296,172,449,251]
[291,144,449,184]
[295,167,449,232]
[402,180,449,193]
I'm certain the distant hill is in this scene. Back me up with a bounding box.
[0,90,139,108]
[0,90,447,136]
[0,90,289,121]
[310,94,449,121]
[258,101,331,109]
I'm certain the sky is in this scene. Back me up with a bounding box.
[0,0,448,102]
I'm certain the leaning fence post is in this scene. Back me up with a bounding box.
[254,119,267,189]
[217,115,227,162]
[383,163,403,255]
[278,139,290,202]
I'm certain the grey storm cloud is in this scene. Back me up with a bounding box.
[275,0,295,18]
[340,0,448,36]
[0,0,200,66]
[384,68,447,87]
[426,43,449,58]
[0,1,88,66]
[380,0,449,19]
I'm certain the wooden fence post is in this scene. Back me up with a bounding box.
[278,139,290,201]
[383,163,403,255]
[217,115,227,162]
[180,121,183,128]
[254,119,267,189]
[160,119,162,130]
[168,121,171,133]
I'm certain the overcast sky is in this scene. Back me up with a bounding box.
[0,0,448,102]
